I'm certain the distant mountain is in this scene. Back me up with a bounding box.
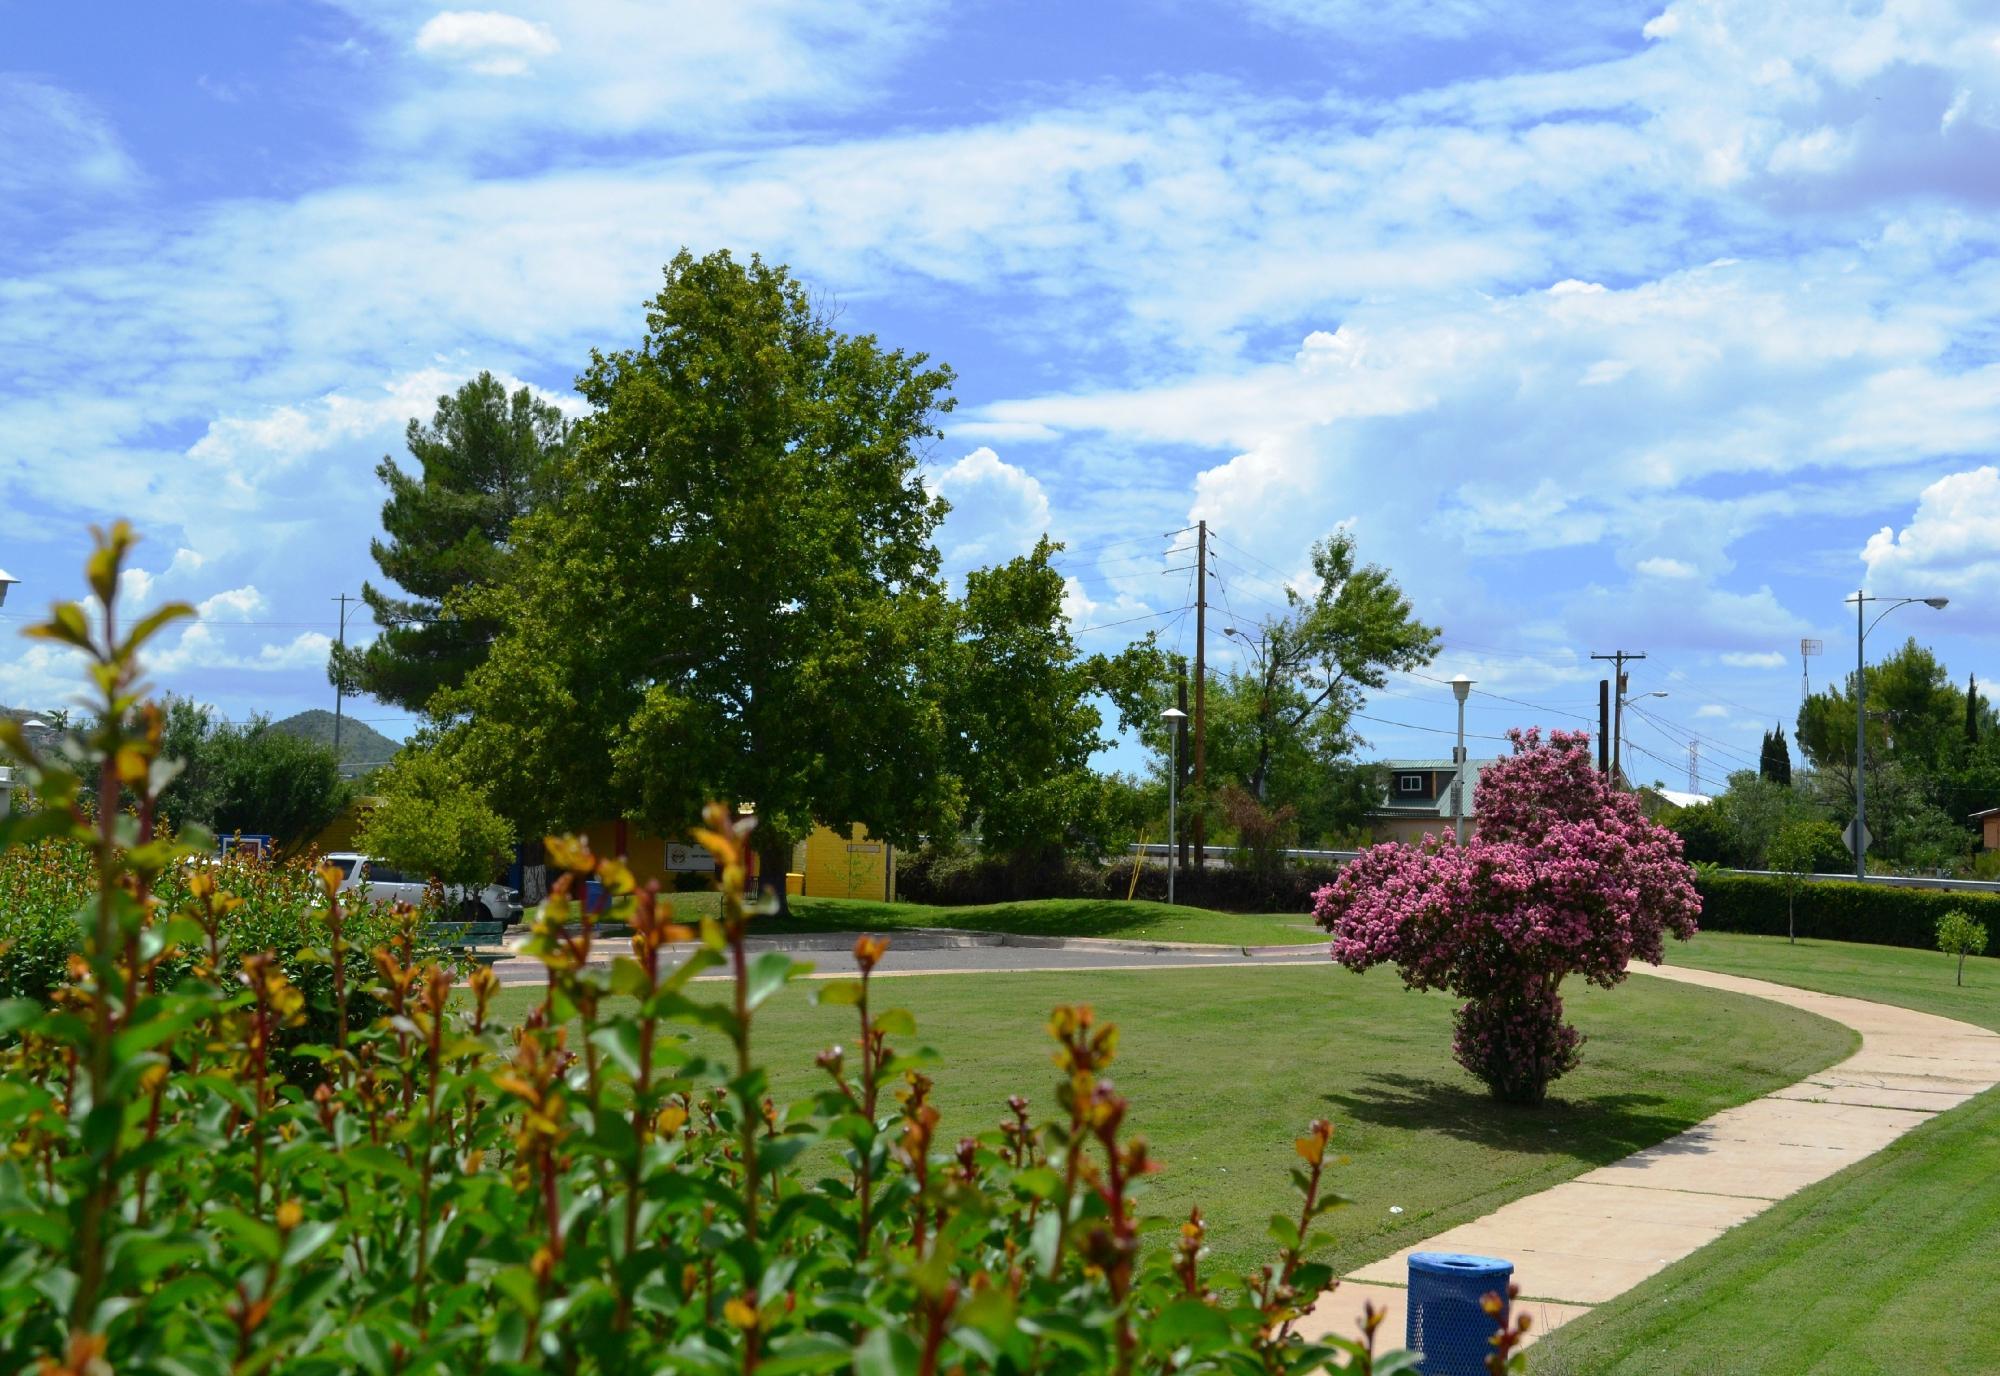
[270,710,402,773]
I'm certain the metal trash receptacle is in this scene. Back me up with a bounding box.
[1407,1251,1511,1374]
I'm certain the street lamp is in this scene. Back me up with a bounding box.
[1450,676,1474,843]
[1160,707,1188,904]
[1846,591,1948,879]
[0,570,16,608]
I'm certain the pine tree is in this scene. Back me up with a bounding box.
[329,373,569,714]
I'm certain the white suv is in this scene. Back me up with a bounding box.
[322,853,521,925]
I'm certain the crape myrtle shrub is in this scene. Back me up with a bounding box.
[896,848,1340,914]
[1695,871,2000,951]
[0,527,1540,1376]
[1314,729,1701,1106]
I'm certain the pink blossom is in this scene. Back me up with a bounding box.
[1313,728,1701,1103]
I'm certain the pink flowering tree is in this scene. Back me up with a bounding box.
[1313,728,1701,1105]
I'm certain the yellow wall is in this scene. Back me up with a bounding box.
[802,823,891,901]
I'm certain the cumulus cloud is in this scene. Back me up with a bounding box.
[1862,466,2000,625]
[413,10,560,76]
[930,448,1052,575]
[1721,651,1787,668]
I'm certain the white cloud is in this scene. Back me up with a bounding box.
[1862,466,2000,627]
[1721,651,1787,668]
[413,10,560,76]
[0,77,137,201]
[197,586,268,621]
[1636,557,1697,579]
[1696,704,1730,719]
[930,448,1052,574]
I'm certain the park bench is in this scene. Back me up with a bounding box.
[423,920,510,967]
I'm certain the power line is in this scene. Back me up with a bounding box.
[1351,709,1516,743]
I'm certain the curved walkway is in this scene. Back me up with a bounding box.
[1296,963,2000,1352]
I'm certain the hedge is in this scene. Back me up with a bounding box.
[895,847,1336,913]
[1695,871,2000,950]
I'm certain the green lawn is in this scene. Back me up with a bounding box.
[754,895,1323,947]
[491,960,1849,1284]
[1532,932,2000,1375]
[1667,929,2000,1032]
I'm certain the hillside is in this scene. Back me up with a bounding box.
[270,709,402,772]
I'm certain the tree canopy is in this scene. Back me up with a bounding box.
[441,250,958,898]
[1202,533,1437,844]
[355,747,514,889]
[332,372,569,714]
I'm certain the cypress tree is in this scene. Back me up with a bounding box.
[1968,673,1980,747]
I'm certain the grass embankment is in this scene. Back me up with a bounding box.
[1533,932,2000,1375]
[490,961,1849,1284]
[760,895,1323,947]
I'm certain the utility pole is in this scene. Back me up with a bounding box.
[1597,679,1610,775]
[1590,650,1646,786]
[1193,519,1208,867]
[332,593,355,759]
[1688,739,1699,794]
[1175,669,1190,872]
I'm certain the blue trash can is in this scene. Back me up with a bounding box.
[1407,1251,1511,1375]
[582,878,606,915]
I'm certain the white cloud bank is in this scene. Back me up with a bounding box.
[413,10,560,76]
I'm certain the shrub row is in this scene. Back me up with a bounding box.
[895,848,1336,913]
[1695,870,2000,950]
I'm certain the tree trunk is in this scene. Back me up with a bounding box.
[755,828,792,919]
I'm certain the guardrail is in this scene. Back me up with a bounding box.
[1124,844,2000,894]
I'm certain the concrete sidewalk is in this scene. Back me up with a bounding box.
[1296,964,2000,1353]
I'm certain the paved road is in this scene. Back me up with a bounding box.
[489,931,1327,985]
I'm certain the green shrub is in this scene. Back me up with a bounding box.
[0,525,1519,1376]
[1695,870,2000,950]
[896,845,1340,913]
[1937,909,1989,985]
[0,795,435,1074]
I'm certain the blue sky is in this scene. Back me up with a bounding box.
[4,0,2000,787]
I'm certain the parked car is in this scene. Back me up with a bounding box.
[322,852,522,925]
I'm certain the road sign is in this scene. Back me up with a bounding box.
[1843,818,1873,856]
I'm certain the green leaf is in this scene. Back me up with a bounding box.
[1148,1298,1232,1352]
[746,950,803,1011]
[282,1220,340,1267]
[814,979,865,1007]
[853,1327,920,1376]
[872,1007,916,1036]
[207,1207,281,1262]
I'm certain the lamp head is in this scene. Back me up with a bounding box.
[1160,707,1188,722]
[1925,597,1949,609]
[0,570,15,608]
[1450,674,1474,703]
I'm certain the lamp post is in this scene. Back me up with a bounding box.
[1847,591,1948,879]
[1450,675,1474,844]
[1160,707,1188,904]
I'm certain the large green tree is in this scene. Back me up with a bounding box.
[442,251,957,905]
[331,372,569,714]
[1204,534,1438,842]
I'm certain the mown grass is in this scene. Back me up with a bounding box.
[1532,931,2000,1375]
[491,959,1850,1284]
[755,895,1323,947]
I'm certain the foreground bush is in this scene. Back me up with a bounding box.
[0,528,1528,1375]
[1314,729,1701,1106]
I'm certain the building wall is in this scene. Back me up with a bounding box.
[1368,815,1454,846]
[1985,814,2000,852]
[802,823,891,900]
